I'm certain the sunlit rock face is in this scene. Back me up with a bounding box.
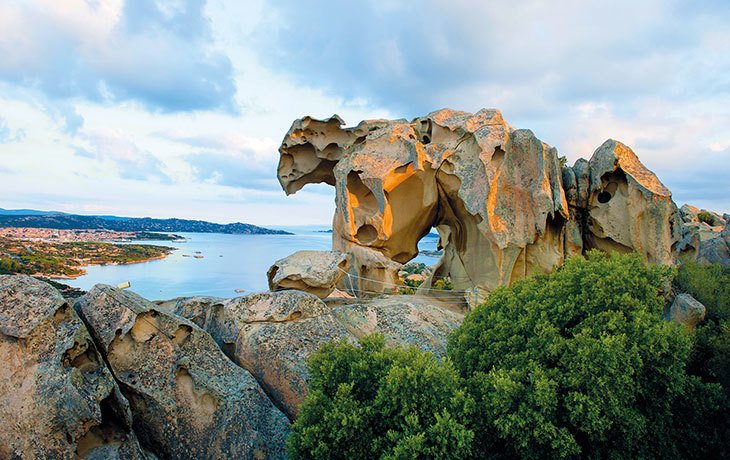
[277,109,682,295]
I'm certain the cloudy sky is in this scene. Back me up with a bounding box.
[1,0,728,225]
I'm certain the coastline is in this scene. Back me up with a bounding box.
[45,250,174,280]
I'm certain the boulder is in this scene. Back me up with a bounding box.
[167,290,356,419]
[277,109,689,295]
[0,275,146,459]
[332,295,465,358]
[75,285,290,459]
[267,250,352,298]
[664,293,707,329]
[584,139,680,265]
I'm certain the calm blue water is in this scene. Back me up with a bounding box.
[56,229,439,300]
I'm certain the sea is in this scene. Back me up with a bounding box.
[55,226,440,301]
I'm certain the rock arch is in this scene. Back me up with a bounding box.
[277,109,681,298]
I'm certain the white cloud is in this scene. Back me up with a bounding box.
[0,0,728,223]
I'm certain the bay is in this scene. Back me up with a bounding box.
[55,228,439,300]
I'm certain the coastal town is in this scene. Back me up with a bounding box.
[0,227,176,278]
[0,227,183,242]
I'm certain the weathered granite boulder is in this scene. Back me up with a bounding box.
[583,139,680,265]
[163,290,465,417]
[664,293,707,329]
[0,275,147,459]
[332,296,465,358]
[166,290,356,419]
[267,250,352,298]
[676,206,730,266]
[75,285,290,459]
[277,109,685,295]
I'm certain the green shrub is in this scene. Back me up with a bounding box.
[675,262,730,398]
[287,335,474,459]
[448,251,727,458]
[674,262,730,322]
[433,278,453,291]
[697,211,715,225]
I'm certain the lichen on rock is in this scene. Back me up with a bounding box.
[0,275,147,459]
[75,284,291,459]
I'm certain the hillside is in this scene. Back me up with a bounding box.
[0,212,292,235]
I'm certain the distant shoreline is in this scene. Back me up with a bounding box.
[47,252,172,280]
[0,210,293,235]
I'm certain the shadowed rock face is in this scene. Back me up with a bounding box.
[277,108,682,295]
[676,205,730,266]
[0,275,147,459]
[160,291,355,420]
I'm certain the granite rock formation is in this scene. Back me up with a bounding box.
[267,250,352,298]
[277,109,684,296]
[332,296,464,359]
[160,291,355,419]
[676,205,730,266]
[159,290,463,418]
[0,276,148,459]
[75,285,291,459]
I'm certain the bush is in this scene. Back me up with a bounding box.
[674,262,730,322]
[697,211,715,225]
[287,335,473,459]
[675,262,730,399]
[448,251,727,458]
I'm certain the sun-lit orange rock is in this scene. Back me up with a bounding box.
[277,108,685,297]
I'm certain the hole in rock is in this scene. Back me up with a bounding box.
[491,146,505,169]
[422,135,431,144]
[346,171,378,214]
[597,191,612,203]
[355,224,378,244]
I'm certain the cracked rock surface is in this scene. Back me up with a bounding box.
[0,275,147,459]
[75,285,291,459]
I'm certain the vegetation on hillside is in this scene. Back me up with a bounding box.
[0,237,173,277]
[289,252,728,459]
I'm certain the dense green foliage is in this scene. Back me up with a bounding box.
[675,262,730,397]
[291,252,728,459]
[448,252,727,458]
[287,335,473,459]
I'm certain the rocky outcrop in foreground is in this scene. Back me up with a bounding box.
[158,290,463,419]
[277,109,696,296]
[0,275,148,459]
[1,275,463,457]
[76,285,291,459]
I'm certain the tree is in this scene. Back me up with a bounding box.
[448,251,727,459]
[287,335,474,459]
